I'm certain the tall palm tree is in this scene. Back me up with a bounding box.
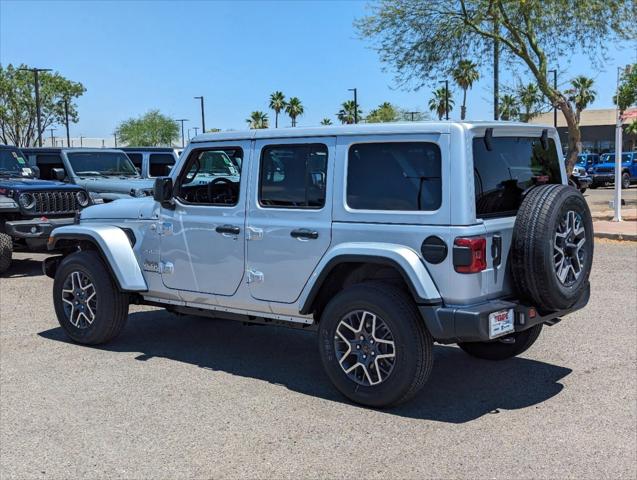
[269,91,286,128]
[428,87,454,120]
[246,111,269,129]
[285,97,304,127]
[320,118,333,125]
[566,76,597,124]
[499,94,520,121]
[337,100,363,124]
[452,60,479,120]
[518,83,542,122]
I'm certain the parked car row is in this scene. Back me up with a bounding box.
[577,151,637,189]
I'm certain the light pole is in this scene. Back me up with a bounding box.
[113,132,118,147]
[80,136,84,147]
[48,128,56,147]
[19,67,52,146]
[175,118,188,147]
[406,111,421,121]
[194,96,205,133]
[548,69,558,128]
[193,126,199,137]
[63,97,71,147]
[439,80,450,120]
[613,65,631,222]
[348,88,358,124]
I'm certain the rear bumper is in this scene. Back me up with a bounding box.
[421,282,590,343]
[5,217,75,240]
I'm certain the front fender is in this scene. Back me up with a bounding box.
[298,242,441,314]
[48,224,147,292]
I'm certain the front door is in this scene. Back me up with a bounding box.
[160,142,248,296]
[246,137,335,303]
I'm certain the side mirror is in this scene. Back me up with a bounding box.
[30,165,41,178]
[153,177,174,208]
[52,168,66,181]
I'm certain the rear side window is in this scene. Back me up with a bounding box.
[347,142,442,211]
[473,136,561,218]
[149,153,175,177]
[259,144,328,209]
[127,153,143,169]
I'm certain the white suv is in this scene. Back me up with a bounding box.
[44,122,593,407]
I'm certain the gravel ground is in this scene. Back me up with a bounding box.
[1,241,636,479]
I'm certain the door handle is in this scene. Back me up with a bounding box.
[216,224,240,235]
[290,228,319,240]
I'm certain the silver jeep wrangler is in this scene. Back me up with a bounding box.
[44,122,593,407]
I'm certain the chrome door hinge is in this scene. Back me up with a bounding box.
[246,269,264,284]
[246,226,263,241]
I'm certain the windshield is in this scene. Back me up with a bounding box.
[601,153,631,163]
[67,152,138,176]
[0,148,31,176]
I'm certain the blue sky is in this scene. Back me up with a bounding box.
[1,0,635,137]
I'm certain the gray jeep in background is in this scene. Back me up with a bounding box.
[119,147,178,179]
[23,148,155,201]
[43,122,593,408]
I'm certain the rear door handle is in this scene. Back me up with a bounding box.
[216,224,240,235]
[290,228,319,240]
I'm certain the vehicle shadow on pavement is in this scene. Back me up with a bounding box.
[1,257,43,279]
[39,309,572,423]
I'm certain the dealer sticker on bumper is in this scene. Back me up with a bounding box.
[489,309,515,338]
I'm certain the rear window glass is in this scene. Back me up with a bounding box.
[347,142,442,211]
[149,153,175,177]
[473,136,561,218]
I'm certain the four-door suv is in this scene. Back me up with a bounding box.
[44,122,593,407]
[23,148,155,201]
[0,145,92,273]
[119,147,178,179]
[588,151,636,189]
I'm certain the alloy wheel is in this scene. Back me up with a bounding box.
[554,210,587,287]
[61,271,97,329]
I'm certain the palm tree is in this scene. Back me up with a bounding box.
[428,87,454,120]
[320,118,333,125]
[337,100,363,124]
[566,76,597,124]
[518,83,542,122]
[285,97,304,127]
[452,60,479,120]
[269,91,286,128]
[246,111,269,129]
[499,94,520,121]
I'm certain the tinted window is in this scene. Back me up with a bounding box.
[473,136,561,218]
[0,148,25,173]
[347,142,441,211]
[33,154,67,180]
[177,147,242,206]
[67,152,137,176]
[149,153,175,177]
[127,153,143,169]
[259,144,327,208]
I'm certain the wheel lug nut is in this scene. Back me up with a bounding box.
[359,336,364,340]
[370,339,374,344]
[363,355,367,359]
[356,345,360,349]
[371,351,375,356]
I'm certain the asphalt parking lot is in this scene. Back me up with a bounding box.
[1,242,636,479]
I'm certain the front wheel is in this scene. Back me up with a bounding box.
[621,172,631,189]
[0,232,12,274]
[318,283,433,408]
[458,324,543,361]
[53,250,129,344]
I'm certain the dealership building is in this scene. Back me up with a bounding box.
[530,107,637,154]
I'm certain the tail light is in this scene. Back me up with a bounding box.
[453,236,487,273]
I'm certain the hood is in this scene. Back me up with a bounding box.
[0,177,83,192]
[76,177,154,195]
[80,196,158,220]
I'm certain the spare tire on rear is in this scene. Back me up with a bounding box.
[511,184,593,311]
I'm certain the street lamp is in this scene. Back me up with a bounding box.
[193,126,199,137]
[406,111,421,122]
[348,88,358,124]
[63,97,71,147]
[439,80,450,120]
[80,135,84,147]
[548,69,558,128]
[194,96,205,133]
[48,128,56,147]
[19,67,52,146]
[175,118,189,147]
[113,132,118,147]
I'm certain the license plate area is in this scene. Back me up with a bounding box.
[488,308,514,339]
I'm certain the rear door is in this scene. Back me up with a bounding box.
[246,137,334,303]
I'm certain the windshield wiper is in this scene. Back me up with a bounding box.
[75,170,105,176]
[102,170,137,176]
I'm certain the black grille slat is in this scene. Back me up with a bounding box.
[32,191,79,215]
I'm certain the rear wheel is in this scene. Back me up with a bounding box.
[621,172,631,189]
[318,283,433,408]
[0,232,12,274]
[53,250,129,344]
[458,325,543,361]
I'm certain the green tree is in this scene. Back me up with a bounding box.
[356,0,635,171]
[320,118,333,125]
[366,102,400,123]
[285,97,304,127]
[428,87,454,120]
[337,100,363,124]
[452,59,479,120]
[269,91,286,128]
[566,75,597,125]
[0,64,85,147]
[246,111,269,129]
[115,110,179,146]
[518,83,542,122]
[499,94,520,120]
[614,64,637,114]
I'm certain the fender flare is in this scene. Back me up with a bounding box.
[298,242,441,315]
[48,224,147,292]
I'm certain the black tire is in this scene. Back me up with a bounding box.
[621,172,630,189]
[0,232,12,274]
[318,282,433,408]
[511,184,593,311]
[53,250,129,344]
[589,183,598,189]
[458,325,543,361]
[579,188,587,194]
